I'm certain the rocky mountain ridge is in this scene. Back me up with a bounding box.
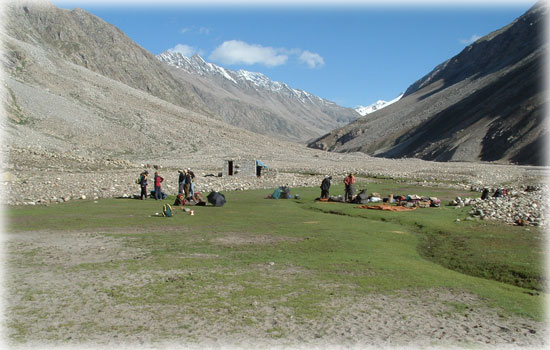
[158,52,328,105]
[157,51,360,142]
[309,2,547,166]
[4,0,212,117]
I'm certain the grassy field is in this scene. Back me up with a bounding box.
[4,179,547,344]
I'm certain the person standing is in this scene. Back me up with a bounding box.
[184,169,194,200]
[139,170,148,200]
[187,168,196,198]
[154,171,164,200]
[178,170,185,195]
[320,176,332,199]
[344,173,356,202]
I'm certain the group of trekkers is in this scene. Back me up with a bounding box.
[320,173,356,202]
[137,170,166,200]
[137,168,196,201]
[319,173,443,208]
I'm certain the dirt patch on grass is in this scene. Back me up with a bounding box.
[4,228,546,348]
[210,232,305,246]
[315,288,545,348]
[6,229,149,267]
[9,224,191,235]
[175,252,220,259]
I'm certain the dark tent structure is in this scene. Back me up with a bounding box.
[207,191,226,207]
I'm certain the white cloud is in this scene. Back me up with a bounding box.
[299,50,325,68]
[209,40,288,67]
[209,40,325,69]
[460,34,482,45]
[167,44,200,57]
[180,26,211,35]
[198,27,211,35]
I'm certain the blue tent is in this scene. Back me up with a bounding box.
[256,160,269,168]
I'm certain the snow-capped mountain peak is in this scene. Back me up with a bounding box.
[157,50,330,105]
[158,51,237,83]
[355,93,404,116]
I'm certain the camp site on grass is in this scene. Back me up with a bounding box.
[5,178,546,347]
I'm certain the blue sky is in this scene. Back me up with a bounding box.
[52,1,537,108]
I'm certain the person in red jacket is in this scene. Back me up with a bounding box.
[344,173,356,202]
[154,171,164,200]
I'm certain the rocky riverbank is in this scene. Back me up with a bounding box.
[2,167,327,206]
[468,186,548,227]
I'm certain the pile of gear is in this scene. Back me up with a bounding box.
[173,191,226,207]
[316,189,441,208]
[268,186,300,200]
[157,191,226,218]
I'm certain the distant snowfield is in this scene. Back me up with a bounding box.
[355,93,404,116]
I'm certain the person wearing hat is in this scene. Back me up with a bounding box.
[139,170,149,200]
[344,173,356,203]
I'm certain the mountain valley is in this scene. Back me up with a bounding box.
[1,0,548,208]
[309,3,547,166]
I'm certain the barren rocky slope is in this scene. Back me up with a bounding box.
[308,2,547,166]
[4,0,338,163]
[4,0,210,116]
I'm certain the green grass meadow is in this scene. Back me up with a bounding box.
[6,179,547,323]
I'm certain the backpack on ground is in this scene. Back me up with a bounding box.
[353,189,369,204]
[280,186,291,199]
[272,187,282,199]
[162,203,173,217]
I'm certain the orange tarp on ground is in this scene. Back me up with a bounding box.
[316,198,343,203]
[356,204,417,211]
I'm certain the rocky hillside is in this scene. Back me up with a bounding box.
[158,52,359,142]
[3,0,330,167]
[4,0,211,116]
[308,2,547,165]
[3,0,357,144]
